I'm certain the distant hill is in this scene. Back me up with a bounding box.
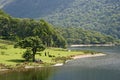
[1,0,73,18]
[0,0,14,9]
[1,0,120,39]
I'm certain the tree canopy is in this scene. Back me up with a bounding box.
[55,27,116,44]
[15,36,45,62]
[0,10,66,48]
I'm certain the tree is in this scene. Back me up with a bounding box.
[15,36,45,62]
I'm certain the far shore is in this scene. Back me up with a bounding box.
[71,53,106,59]
[70,44,115,47]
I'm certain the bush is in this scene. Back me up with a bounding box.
[48,54,55,57]
[22,49,32,61]
[52,56,72,63]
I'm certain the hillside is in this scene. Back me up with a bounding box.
[0,10,118,45]
[2,0,73,18]
[44,0,120,39]
[0,10,66,48]
[1,0,120,39]
[55,27,116,44]
[0,0,14,9]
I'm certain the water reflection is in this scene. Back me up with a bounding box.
[0,67,55,80]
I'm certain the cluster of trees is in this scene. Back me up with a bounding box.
[0,10,66,48]
[55,27,116,44]
[44,0,120,39]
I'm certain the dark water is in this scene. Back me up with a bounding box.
[0,46,120,80]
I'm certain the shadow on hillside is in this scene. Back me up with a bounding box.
[6,59,24,63]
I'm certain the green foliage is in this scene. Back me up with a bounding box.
[0,39,14,45]
[22,49,32,61]
[56,27,116,44]
[0,10,66,48]
[43,0,120,39]
[16,36,45,62]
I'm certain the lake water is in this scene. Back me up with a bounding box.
[0,46,120,80]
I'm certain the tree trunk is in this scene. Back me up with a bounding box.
[32,48,36,62]
[32,53,35,62]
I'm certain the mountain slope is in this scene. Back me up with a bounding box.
[44,0,120,38]
[1,0,120,39]
[2,0,73,18]
[0,0,14,9]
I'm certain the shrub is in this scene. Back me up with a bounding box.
[52,56,72,63]
[22,49,32,61]
[48,54,55,57]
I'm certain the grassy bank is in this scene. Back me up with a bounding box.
[0,40,101,70]
[0,42,85,66]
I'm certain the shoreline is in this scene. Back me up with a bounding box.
[0,53,106,71]
[70,44,115,47]
[53,53,106,66]
[71,53,106,59]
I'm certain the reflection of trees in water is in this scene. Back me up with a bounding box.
[30,68,53,80]
[0,67,54,80]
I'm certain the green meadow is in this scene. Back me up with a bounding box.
[0,40,84,66]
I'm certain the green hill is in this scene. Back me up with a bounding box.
[44,0,120,39]
[0,0,14,8]
[1,0,120,39]
[1,0,73,18]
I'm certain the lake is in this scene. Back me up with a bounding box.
[0,46,120,80]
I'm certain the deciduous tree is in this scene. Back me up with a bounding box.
[15,36,45,62]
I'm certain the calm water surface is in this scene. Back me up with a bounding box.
[0,46,120,80]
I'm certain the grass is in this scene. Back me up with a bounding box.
[37,48,84,64]
[0,43,25,65]
[0,42,85,66]
[1,39,99,67]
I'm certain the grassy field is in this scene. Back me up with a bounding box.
[0,41,84,66]
[0,43,25,65]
